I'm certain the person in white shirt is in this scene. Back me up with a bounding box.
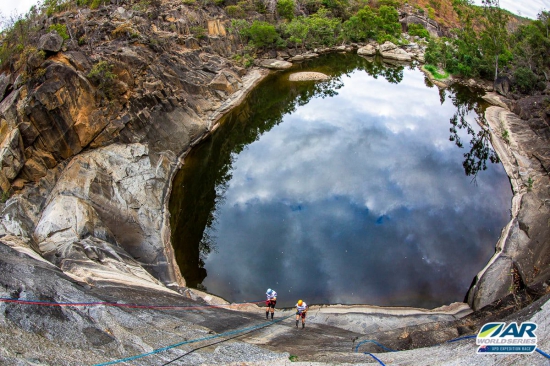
[295,299,308,328]
[265,288,277,320]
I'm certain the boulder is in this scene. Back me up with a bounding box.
[259,59,293,70]
[380,47,413,62]
[112,6,133,20]
[289,55,305,61]
[357,44,376,56]
[0,73,13,103]
[38,32,64,53]
[288,72,329,81]
[0,129,25,181]
[494,76,511,96]
[379,41,398,53]
[208,69,242,94]
[302,52,319,59]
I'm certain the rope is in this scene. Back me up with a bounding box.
[0,297,264,310]
[446,335,476,343]
[93,315,292,366]
[357,334,550,363]
[355,340,397,353]
[364,352,386,365]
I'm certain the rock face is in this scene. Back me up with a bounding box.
[0,0,265,293]
[38,32,64,52]
[467,103,550,310]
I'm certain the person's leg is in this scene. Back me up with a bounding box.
[270,301,275,319]
[266,302,270,319]
[295,313,299,327]
[302,313,306,328]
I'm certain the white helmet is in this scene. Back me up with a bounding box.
[267,288,272,294]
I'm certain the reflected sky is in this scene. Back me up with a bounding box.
[173,57,512,309]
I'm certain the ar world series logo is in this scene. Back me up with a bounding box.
[476,322,538,354]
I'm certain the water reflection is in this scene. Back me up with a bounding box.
[447,87,500,179]
[169,54,511,308]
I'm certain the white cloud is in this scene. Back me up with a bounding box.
[0,0,40,17]
[473,0,550,19]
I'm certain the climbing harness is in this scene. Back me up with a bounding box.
[93,315,293,366]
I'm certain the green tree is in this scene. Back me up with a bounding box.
[284,17,309,49]
[245,20,279,49]
[277,0,295,20]
[303,8,341,47]
[407,23,430,39]
[480,0,509,81]
[378,5,400,38]
[341,6,377,42]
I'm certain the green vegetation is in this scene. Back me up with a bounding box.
[501,129,510,144]
[48,24,69,40]
[243,21,281,49]
[289,355,299,362]
[423,64,449,80]
[527,176,533,191]
[87,60,117,99]
[0,0,549,97]
[1,190,11,203]
[407,23,430,39]
[277,0,295,21]
[425,1,549,92]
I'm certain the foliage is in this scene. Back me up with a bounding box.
[233,53,255,67]
[284,18,309,48]
[1,190,11,204]
[225,5,246,18]
[90,0,108,10]
[277,0,295,21]
[424,64,449,80]
[190,26,207,39]
[341,5,399,43]
[501,129,510,144]
[302,8,341,47]
[243,21,280,49]
[87,60,117,99]
[407,23,429,39]
[48,23,69,40]
[513,67,538,94]
[42,0,71,16]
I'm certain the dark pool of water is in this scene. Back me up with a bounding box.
[169,54,512,309]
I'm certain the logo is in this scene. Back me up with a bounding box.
[476,322,537,354]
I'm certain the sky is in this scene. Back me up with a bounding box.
[196,65,512,308]
[0,0,549,20]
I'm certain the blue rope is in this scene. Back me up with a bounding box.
[364,352,386,365]
[357,334,550,362]
[93,315,292,366]
[446,335,477,343]
[355,340,397,353]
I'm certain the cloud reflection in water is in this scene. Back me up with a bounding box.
[197,64,512,309]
